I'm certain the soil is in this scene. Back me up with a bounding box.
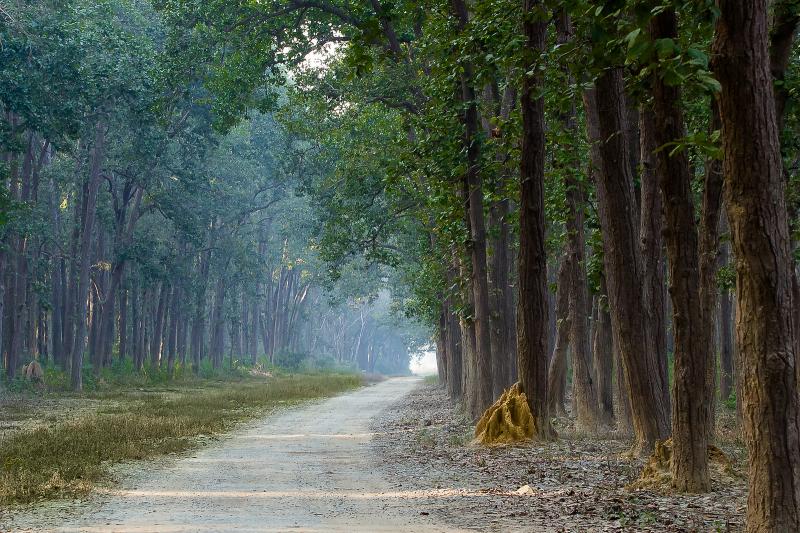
[3,378,459,532]
[2,378,748,532]
[371,383,747,532]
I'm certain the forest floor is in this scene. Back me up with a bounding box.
[372,383,748,532]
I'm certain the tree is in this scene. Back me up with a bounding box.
[647,7,710,491]
[517,0,553,440]
[712,0,800,529]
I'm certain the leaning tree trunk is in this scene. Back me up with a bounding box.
[585,74,670,455]
[517,0,554,440]
[712,1,800,529]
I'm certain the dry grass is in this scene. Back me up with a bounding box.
[0,373,361,504]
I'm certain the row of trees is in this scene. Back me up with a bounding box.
[3,0,799,528]
[153,0,800,530]
[0,0,423,390]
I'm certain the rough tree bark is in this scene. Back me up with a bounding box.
[518,0,554,439]
[697,102,724,442]
[649,8,711,491]
[556,10,601,431]
[638,110,670,412]
[712,1,800,529]
[451,0,493,414]
[484,84,518,397]
[585,74,670,455]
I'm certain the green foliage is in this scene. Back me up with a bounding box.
[717,262,736,293]
[724,390,737,411]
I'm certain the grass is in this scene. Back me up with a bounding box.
[423,374,439,385]
[0,372,362,504]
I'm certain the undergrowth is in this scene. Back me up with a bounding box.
[0,372,362,504]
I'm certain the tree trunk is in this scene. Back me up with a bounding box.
[130,284,140,369]
[613,320,633,435]
[648,7,710,491]
[488,195,513,397]
[445,300,463,399]
[712,2,800,528]
[718,216,734,403]
[554,10,601,431]
[638,110,670,412]
[451,0,493,414]
[458,254,478,415]
[697,101,725,442]
[249,298,259,364]
[518,0,554,440]
[485,84,518,396]
[70,122,106,391]
[585,74,670,455]
[7,137,35,377]
[210,277,226,369]
[593,283,614,425]
[167,284,179,377]
[150,282,168,368]
[49,174,64,366]
[547,253,571,418]
[118,282,128,362]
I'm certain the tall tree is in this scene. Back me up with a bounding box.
[648,7,710,491]
[712,0,800,529]
[518,0,553,440]
[585,73,670,455]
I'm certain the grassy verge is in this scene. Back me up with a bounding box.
[423,374,439,385]
[0,373,362,504]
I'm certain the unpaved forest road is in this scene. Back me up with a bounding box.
[9,377,463,533]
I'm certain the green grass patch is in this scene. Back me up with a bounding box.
[0,373,361,504]
[423,374,439,385]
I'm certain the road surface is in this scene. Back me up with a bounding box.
[15,377,464,533]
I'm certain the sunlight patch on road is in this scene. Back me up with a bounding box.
[238,432,381,440]
[98,488,489,500]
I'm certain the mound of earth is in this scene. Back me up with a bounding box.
[474,382,534,445]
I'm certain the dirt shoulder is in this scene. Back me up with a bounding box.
[371,383,747,532]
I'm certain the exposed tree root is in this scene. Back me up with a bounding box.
[628,437,737,491]
[473,383,534,445]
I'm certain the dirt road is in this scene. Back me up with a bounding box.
[8,377,464,533]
